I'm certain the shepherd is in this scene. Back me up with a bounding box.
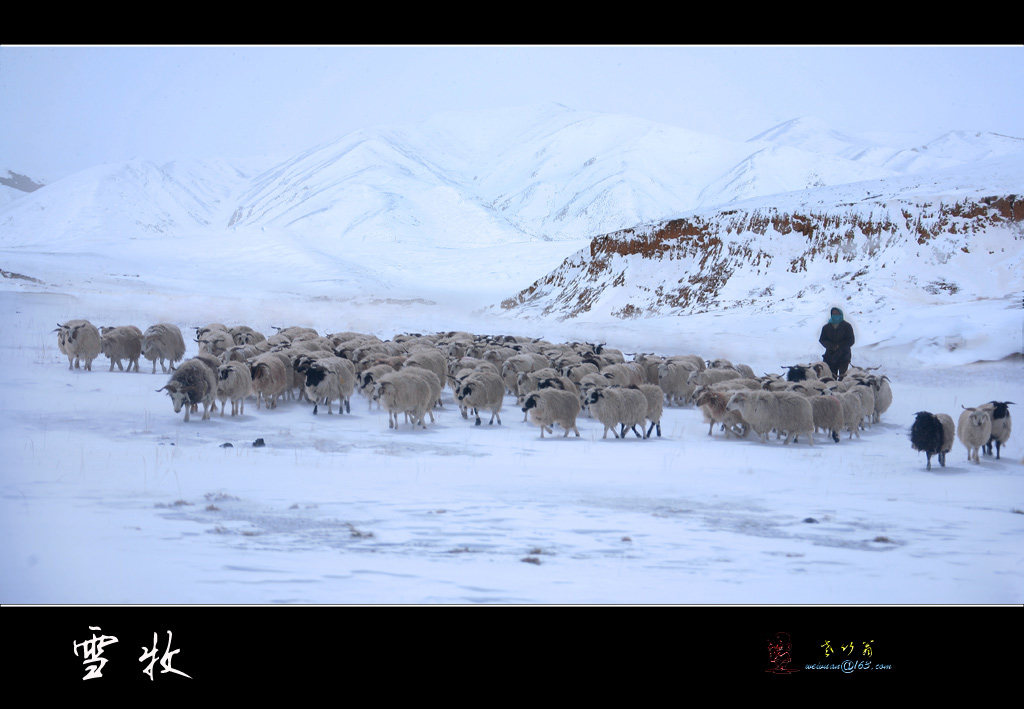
[819,306,855,380]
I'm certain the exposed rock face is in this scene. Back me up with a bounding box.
[0,171,45,193]
[500,195,1021,320]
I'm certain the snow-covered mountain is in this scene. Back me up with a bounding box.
[1,104,1021,361]
[8,104,1019,251]
[497,159,1023,320]
[0,169,46,211]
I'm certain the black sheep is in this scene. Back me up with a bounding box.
[910,411,955,470]
[784,365,810,383]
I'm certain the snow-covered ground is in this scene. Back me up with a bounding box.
[2,237,1021,605]
[1,107,1021,605]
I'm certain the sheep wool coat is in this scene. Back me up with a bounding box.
[819,308,855,369]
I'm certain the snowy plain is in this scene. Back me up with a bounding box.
[1,224,1021,606]
[1,105,1022,606]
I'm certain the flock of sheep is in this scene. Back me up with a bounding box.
[51,319,1013,467]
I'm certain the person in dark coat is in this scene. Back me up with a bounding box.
[819,306,855,380]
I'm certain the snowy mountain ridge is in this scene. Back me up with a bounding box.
[4,104,1022,250]
[1,104,1021,365]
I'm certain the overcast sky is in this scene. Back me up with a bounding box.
[2,45,1021,181]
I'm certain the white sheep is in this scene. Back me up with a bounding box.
[979,401,1013,459]
[704,378,764,395]
[657,359,701,406]
[521,388,581,438]
[562,361,600,385]
[455,370,505,426]
[585,386,649,440]
[840,377,876,431]
[403,348,448,408]
[270,325,319,344]
[141,323,186,374]
[958,406,993,464]
[404,367,442,425]
[638,383,664,438]
[688,368,742,390]
[501,352,552,395]
[99,325,142,372]
[516,368,562,403]
[631,353,665,386]
[515,370,576,418]
[786,379,832,397]
[372,368,437,430]
[221,340,271,364]
[601,362,648,388]
[196,328,235,358]
[55,320,102,371]
[249,352,290,410]
[576,371,612,417]
[292,354,356,413]
[298,356,352,415]
[868,374,893,423]
[228,325,266,346]
[216,360,253,416]
[833,390,864,440]
[708,358,756,380]
[158,358,217,422]
[725,390,815,445]
[806,392,843,443]
[357,363,398,410]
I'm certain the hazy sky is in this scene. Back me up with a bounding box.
[2,45,1021,181]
